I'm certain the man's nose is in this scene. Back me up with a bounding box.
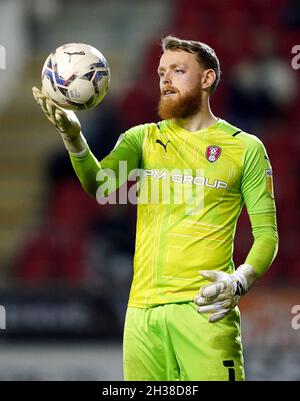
[163,72,172,85]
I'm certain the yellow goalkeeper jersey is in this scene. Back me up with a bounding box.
[71,118,276,308]
[99,119,276,307]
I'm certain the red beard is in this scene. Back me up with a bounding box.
[157,83,203,120]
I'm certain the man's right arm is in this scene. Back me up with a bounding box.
[69,127,144,197]
[32,86,144,198]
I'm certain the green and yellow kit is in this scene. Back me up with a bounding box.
[70,118,278,380]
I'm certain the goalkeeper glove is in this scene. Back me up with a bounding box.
[32,86,87,154]
[195,264,258,323]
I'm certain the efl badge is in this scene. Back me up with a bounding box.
[206,145,222,163]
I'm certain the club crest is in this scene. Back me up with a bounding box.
[206,145,222,163]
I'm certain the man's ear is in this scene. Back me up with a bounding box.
[201,69,216,92]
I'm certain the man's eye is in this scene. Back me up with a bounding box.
[175,69,184,74]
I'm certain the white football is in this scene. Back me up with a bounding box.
[41,43,110,111]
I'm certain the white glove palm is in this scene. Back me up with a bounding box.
[195,267,252,323]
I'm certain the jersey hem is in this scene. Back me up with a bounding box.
[128,296,196,309]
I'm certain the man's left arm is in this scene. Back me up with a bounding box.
[195,136,279,322]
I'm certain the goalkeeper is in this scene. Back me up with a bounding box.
[33,35,278,381]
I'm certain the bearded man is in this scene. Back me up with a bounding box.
[33,35,278,381]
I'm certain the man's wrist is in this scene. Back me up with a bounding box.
[232,264,258,295]
[62,131,88,155]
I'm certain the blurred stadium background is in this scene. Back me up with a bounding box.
[0,0,299,381]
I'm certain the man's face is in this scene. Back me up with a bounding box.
[157,49,203,120]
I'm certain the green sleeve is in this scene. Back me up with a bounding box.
[69,124,145,197]
[245,212,279,278]
[241,135,275,214]
[240,134,278,277]
[69,147,102,197]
